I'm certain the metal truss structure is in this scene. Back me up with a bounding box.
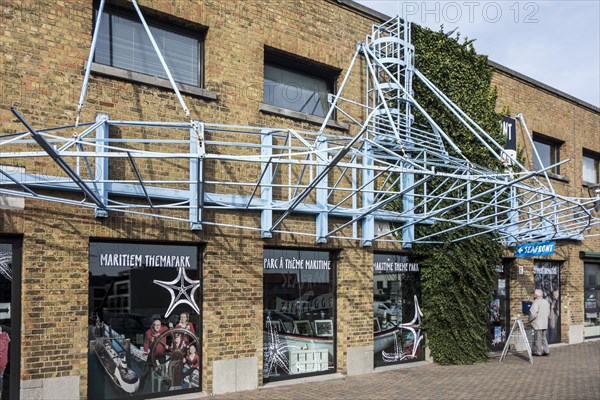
[1,2,598,247]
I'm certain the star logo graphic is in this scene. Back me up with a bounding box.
[153,265,200,317]
[382,295,424,363]
[0,251,12,282]
[263,316,292,377]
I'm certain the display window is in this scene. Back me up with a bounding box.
[533,260,561,344]
[88,241,201,399]
[263,249,336,383]
[0,239,20,400]
[373,254,423,368]
[489,261,510,351]
[584,262,599,339]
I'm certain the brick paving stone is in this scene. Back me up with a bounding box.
[210,341,600,400]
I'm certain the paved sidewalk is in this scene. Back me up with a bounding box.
[212,341,600,400]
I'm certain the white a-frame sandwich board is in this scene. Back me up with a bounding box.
[500,315,533,364]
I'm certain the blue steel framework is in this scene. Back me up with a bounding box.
[0,2,598,247]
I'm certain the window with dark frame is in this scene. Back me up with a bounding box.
[263,248,336,382]
[373,254,424,368]
[0,242,14,400]
[93,3,203,87]
[533,133,562,175]
[0,239,21,400]
[583,150,600,185]
[87,241,202,399]
[583,262,600,339]
[263,49,338,118]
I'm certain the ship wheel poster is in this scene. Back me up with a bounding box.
[88,242,201,400]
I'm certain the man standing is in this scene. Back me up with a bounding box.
[529,289,551,356]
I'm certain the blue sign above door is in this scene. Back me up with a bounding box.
[515,241,555,258]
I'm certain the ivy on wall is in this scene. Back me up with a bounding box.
[409,25,504,365]
[413,227,502,364]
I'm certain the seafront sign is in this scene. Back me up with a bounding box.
[515,241,556,258]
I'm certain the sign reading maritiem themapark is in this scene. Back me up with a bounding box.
[515,241,556,258]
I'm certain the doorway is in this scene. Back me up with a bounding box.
[533,260,561,344]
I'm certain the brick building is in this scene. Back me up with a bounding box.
[0,1,598,399]
[490,62,600,346]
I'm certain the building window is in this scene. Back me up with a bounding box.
[373,254,423,367]
[489,262,510,351]
[94,4,202,87]
[88,242,201,399]
[0,239,21,400]
[533,134,562,174]
[263,249,336,382]
[584,262,600,339]
[583,151,600,184]
[263,49,337,118]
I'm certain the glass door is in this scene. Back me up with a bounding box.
[533,261,561,344]
[584,263,599,339]
[0,239,20,400]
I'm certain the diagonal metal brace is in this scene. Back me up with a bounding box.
[0,168,37,196]
[126,151,153,208]
[10,107,108,212]
[269,127,368,233]
[327,174,432,238]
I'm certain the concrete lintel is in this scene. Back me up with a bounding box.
[0,194,24,210]
[0,165,25,210]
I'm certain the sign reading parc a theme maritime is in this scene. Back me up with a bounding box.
[514,241,555,258]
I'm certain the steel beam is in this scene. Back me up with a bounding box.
[10,107,107,211]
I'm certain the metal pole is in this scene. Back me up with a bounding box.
[130,0,191,118]
[10,107,107,210]
[76,0,106,126]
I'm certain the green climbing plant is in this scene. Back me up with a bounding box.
[408,25,505,364]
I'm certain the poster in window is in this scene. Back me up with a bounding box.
[88,242,201,399]
[373,253,424,367]
[263,249,336,383]
[489,299,500,324]
[534,262,561,344]
[492,326,503,346]
[498,279,506,296]
[314,320,334,337]
[0,243,12,400]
